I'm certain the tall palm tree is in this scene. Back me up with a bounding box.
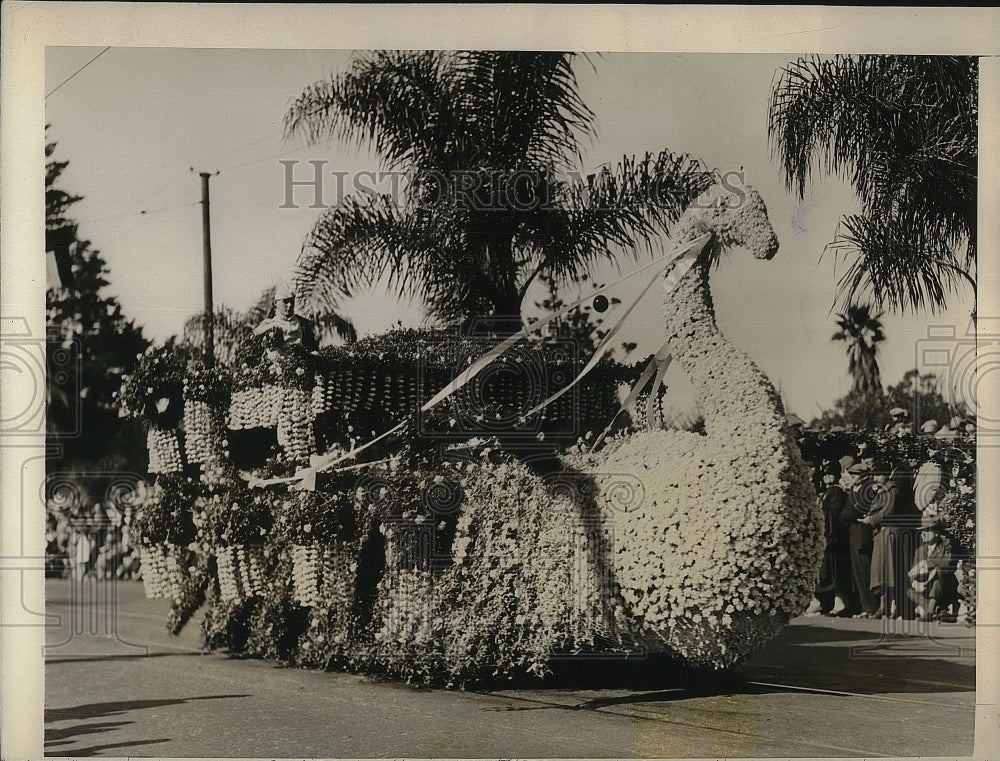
[284,51,716,332]
[831,303,885,395]
[769,55,977,314]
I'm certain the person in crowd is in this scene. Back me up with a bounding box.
[862,463,922,619]
[67,504,98,581]
[914,456,945,514]
[118,506,140,579]
[841,459,879,618]
[813,458,854,616]
[45,513,67,577]
[960,419,976,440]
[936,415,963,441]
[806,460,851,616]
[887,407,912,437]
[908,514,959,622]
[95,526,122,580]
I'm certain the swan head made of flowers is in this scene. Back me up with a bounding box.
[680,183,779,265]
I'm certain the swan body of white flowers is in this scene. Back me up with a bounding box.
[576,183,824,668]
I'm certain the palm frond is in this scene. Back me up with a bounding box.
[770,54,977,313]
[827,213,973,314]
[295,193,417,315]
[296,192,494,326]
[284,51,464,172]
[454,51,596,173]
[519,151,715,290]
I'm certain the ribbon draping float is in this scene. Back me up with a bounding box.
[246,232,711,490]
[521,232,709,421]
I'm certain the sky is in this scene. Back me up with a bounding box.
[43,47,978,421]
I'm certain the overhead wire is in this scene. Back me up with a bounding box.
[46,47,111,99]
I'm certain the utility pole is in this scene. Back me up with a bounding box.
[196,170,216,368]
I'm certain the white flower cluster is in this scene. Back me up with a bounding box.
[215,546,241,602]
[183,399,228,468]
[139,545,183,601]
[596,430,819,666]
[228,385,283,430]
[216,545,268,602]
[290,542,353,608]
[277,388,315,460]
[291,543,322,607]
[581,183,822,668]
[311,374,331,417]
[147,426,184,474]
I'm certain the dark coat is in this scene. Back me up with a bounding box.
[817,484,853,593]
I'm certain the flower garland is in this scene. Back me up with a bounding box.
[183,364,231,468]
[146,426,184,474]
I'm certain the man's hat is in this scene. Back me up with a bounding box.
[847,461,871,475]
[921,419,940,433]
[889,407,909,418]
[275,282,295,301]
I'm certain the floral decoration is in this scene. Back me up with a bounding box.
[566,184,823,669]
[131,474,199,547]
[116,342,187,427]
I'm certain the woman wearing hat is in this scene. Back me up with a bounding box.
[862,464,921,619]
[841,460,878,617]
[908,515,959,622]
[812,458,854,616]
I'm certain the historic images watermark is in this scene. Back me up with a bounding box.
[278,161,751,213]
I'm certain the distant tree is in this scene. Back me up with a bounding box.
[46,134,149,473]
[769,55,977,314]
[884,369,968,429]
[831,303,885,395]
[810,369,967,431]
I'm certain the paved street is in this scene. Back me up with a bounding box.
[44,577,976,757]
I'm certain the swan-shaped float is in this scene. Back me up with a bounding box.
[581,182,823,667]
[368,181,824,679]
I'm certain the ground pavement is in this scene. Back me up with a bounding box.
[43,577,976,758]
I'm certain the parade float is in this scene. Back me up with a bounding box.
[117,182,837,683]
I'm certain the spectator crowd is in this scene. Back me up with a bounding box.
[46,496,142,581]
[806,407,973,623]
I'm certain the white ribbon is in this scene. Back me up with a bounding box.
[253,232,711,490]
[590,341,672,451]
[522,233,708,420]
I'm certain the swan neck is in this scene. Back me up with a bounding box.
[663,255,787,444]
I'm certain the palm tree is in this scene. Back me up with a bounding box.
[284,51,716,332]
[769,55,977,314]
[831,303,885,395]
